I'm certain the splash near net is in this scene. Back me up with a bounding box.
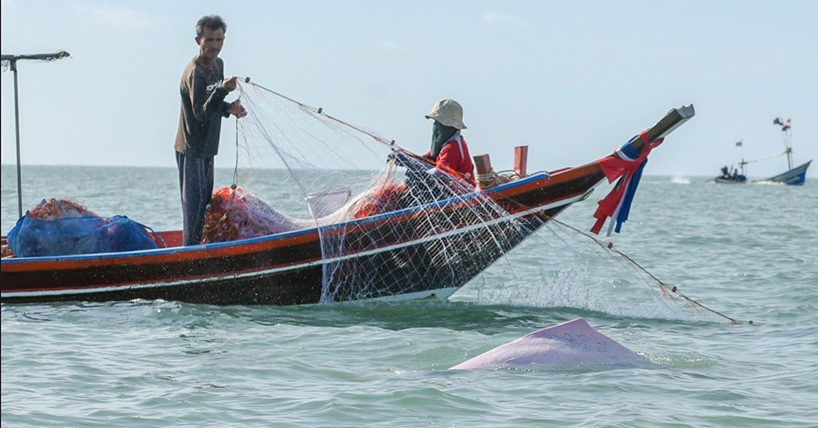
[214,81,537,304]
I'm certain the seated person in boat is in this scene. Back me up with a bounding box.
[389,99,477,205]
[423,98,476,187]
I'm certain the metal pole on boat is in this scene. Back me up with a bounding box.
[774,117,795,171]
[11,58,23,218]
[1,51,70,218]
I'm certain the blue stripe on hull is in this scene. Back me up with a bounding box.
[767,160,811,186]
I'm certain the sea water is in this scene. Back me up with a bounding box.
[2,165,817,427]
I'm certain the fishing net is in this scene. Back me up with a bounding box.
[207,83,736,322]
[208,80,537,304]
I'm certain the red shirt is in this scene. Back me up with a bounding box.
[427,135,476,186]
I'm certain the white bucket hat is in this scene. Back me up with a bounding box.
[425,98,467,130]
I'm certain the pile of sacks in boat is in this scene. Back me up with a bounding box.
[5,198,160,257]
[201,183,409,243]
[3,183,413,256]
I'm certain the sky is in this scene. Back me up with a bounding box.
[1,0,816,179]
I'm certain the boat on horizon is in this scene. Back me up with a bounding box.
[713,117,811,185]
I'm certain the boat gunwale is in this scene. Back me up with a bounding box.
[2,169,574,266]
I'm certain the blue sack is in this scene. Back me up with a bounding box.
[7,214,159,257]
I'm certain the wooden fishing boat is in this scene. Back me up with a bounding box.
[713,157,811,186]
[1,106,694,306]
[714,117,811,186]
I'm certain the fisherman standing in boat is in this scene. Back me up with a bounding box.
[174,15,246,246]
[424,99,476,187]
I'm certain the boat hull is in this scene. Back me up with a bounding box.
[1,167,605,305]
[765,160,812,185]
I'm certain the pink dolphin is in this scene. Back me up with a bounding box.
[449,318,653,371]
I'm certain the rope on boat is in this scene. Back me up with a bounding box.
[493,189,748,325]
[545,215,749,325]
[240,78,399,150]
[742,149,788,165]
[233,118,240,188]
[236,78,481,185]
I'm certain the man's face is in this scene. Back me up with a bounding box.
[196,27,225,63]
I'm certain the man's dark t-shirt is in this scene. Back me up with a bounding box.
[174,56,231,157]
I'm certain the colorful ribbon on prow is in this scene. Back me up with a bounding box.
[591,130,663,236]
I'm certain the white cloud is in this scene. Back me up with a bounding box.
[483,11,528,27]
[73,4,150,30]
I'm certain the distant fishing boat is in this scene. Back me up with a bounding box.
[714,117,811,185]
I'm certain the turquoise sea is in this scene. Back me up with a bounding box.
[2,164,817,427]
